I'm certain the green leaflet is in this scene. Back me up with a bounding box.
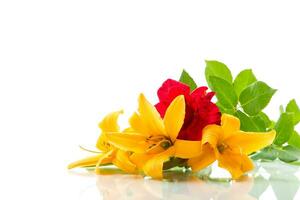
[286,99,300,125]
[209,76,238,110]
[251,147,277,161]
[288,131,300,149]
[278,146,300,163]
[216,101,235,115]
[279,105,285,114]
[239,81,276,116]
[179,69,197,91]
[251,145,300,163]
[257,112,272,129]
[274,112,294,145]
[205,60,233,88]
[233,69,257,98]
[235,111,268,132]
[290,161,300,166]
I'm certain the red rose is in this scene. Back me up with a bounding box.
[155,79,221,141]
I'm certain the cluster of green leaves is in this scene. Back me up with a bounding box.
[251,100,300,164]
[179,60,300,164]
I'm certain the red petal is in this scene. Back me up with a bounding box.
[190,86,208,98]
[155,79,221,141]
[155,102,167,118]
[157,79,190,104]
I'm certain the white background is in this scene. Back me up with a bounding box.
[0,0,300,199]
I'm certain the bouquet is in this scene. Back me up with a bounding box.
[68,60,300,180]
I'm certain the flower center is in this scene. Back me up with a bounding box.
[217,143,228,153]
[146,135,172,152]
[160,140,172,149]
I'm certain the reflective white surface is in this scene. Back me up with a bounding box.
[70,161,300,200]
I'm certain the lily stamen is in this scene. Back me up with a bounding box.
[217,143,228,153]
[79,145,101,154]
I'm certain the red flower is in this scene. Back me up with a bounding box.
[155,79,221,141]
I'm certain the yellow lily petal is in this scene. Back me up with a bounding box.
[105,132,148,153]
[112,150,137,174]
[143,146,175,179]
[188,144,216,171]
[218,150,254,179]
[129,112,151,136]
[122,127,135,133]
[202,125,224,148]
[98,110,123,132]
[221,114,240,139]
[174,139,202,159]
[96,133,110,151]
[96,110,123,150]
[130,153,155,170]
[68,153,112,169]
[225,130,276,155]
[95,149,115,174]
[163,95,185,142]
[138,94,166,136]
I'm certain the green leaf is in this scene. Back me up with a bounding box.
[251,147,277,161]
[205,60,233,88]
[286,99,300,125]
[288,131,300,149]
[209,76,238,110]
[179,69,197,91]
[279,105,285,114]
[216,102,235,115]
[270,120,276,129]
[252,145,300,163]
[235,111,266,132]
[256,112,272,129]
[290,161,300,166]
[274,112,294,145]
[163,157,187,170]
[239,81,276,116]
[233,69,257,98]
[278,146,300,163]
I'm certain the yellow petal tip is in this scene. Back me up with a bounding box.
[67,164,73,170]
[138,93,146,101]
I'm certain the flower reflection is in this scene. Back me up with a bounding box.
[251,161,300,199]
[70,161,299,199]
[96,169,256,200]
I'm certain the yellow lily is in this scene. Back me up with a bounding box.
[188,114,276,179]
[68,110,137,174]
[105,94,202,179]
